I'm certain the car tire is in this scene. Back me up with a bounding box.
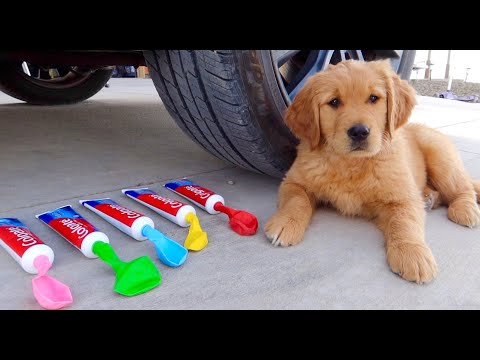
[0,62,113,105]
[144,50,416,178]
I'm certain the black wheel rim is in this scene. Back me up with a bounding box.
[17,62,95,89]
[271,50,405,104]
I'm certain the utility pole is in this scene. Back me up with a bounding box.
[445,50,451,79]
[424,50,432,79]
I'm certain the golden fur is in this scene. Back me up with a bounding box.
[265,59,480,284]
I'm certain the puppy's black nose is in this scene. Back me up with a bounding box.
[347,124,370,141]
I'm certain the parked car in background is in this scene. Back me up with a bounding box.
[112,65,137,78]
[0,50,416,177]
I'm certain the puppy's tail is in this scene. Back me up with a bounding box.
[473,180,480,203]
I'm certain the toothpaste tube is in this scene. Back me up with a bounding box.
[122,188,196,227]
[0,218,54,274]
[36,205,110,258]
[79,198,154,241]
[164,179,225,215]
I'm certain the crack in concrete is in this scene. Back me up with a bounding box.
[1,165,235,214]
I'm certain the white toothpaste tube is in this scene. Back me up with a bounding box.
[164,179,225,215]
[0,218,55,274]
[79,198,154,241]
[122,188,196,227]
[36,205,109,258]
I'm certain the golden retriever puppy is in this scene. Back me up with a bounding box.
[265,59,480,284]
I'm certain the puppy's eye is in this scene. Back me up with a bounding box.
[369,95,378,103]
[328,98,340,108]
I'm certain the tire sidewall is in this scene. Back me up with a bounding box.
[234,50,297,174]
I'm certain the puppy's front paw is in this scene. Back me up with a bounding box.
[448,199,480,228]
[387,242,437,284]
[264,212,306,247]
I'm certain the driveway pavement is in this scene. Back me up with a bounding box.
[1,78,480,309]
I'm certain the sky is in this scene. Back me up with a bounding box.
[411,50,480,82]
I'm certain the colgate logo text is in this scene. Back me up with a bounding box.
[60,219,89,239]
[8,227,37,247]
[149,194,183,208]
[108,205,141,219]
[185,186,210,199]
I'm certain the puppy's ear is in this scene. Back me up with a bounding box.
[382,61,417,137]
[284,83,321,150]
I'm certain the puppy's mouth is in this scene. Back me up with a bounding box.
[350,141,368,152]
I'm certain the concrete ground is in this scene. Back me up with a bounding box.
[1,78,480,310]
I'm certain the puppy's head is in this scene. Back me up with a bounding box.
[284,59,417,156]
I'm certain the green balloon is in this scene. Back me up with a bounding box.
[92,241,161,296]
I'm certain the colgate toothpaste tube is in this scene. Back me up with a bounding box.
[79,198,154,241]
[122,188,196,227]
[36,205,109,258]
[0,218,54,274]
[164,179,225,215]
